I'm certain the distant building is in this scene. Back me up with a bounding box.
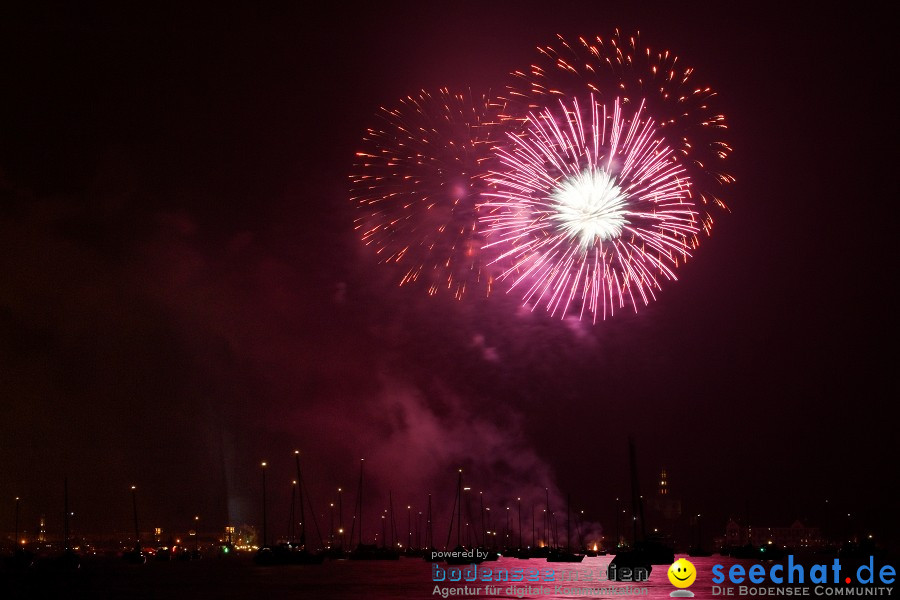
[646,468,682,545]
[720,519,824,550]
[647,468,682,520]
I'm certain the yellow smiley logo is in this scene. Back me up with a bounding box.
[668,558,697,588]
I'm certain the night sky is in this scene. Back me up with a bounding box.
[1,2,896,550]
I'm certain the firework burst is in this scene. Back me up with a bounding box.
[503,30,733,234]
[482,95,698,321]
[350,89,502,299]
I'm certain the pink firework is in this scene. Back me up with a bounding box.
[482,95,698,321]
[350,89,502,299]
[503,30,733,234]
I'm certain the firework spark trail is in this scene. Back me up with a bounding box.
[482,95,698,322]
[502,30,734,236]
[349,33,731,319]
[350,89,504,299]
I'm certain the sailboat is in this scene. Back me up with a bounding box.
[608,437,674,580]
[56,478,81,570]
[444,469,485,565]
[421,494,441,562]
[529,489,553,559]
[348,459,398,560]
[6,499,35,571]
[403,500,424,557]
[123,485,146,564]
[381,491,401,560]
[477,492,499,561]
[6,495,35,570]
[687,512,712,556]
[286,450,325,564]
[254,461,276,565]
[41,477,82,572]
[514,504,537,559]
[255,452,325,565]
[547,494,585,562]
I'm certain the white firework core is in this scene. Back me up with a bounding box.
[481,95,700,322]
[550,168,628,247]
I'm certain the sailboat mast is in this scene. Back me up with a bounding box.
[294,451,306,547]
[289,482,297,541]
[545,488,551,548]
[480,492,485,548]
[261,463,268,548]
[64,477,70,552]
[358,459,364,546]
[628,435,646,544]
[456,470,462,547]
[131,485,140,546]
[426,493,433,549]
[389,491,395,549]
[532,504,535,548]
[518,497,522,549]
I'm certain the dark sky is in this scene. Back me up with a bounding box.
[1,2,896,550]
